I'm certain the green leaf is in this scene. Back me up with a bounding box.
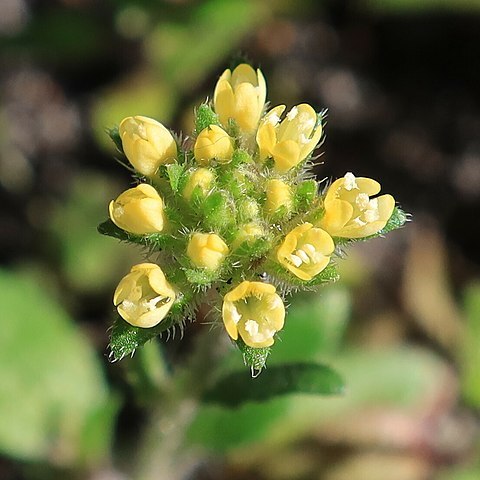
[236,339,270,373]
[165,162,185,193]
[109,317,175,362]
[203,363,345,407]
[272,287,351,362]
[147,0,270,91]
[190,347,448,451]
[0,269,116,464]
[379,206,408,235]
[195,104,219,133]
[98,218,134,242]
[203,191,235,231]
[105,125,123,153]
[365,0,480,14]
[295,179,317,211]
[97,219,171,249]
[184,268,219,286]
[461,283,480,407]
[231,149,252,167]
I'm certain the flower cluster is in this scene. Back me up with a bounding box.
[100,63,406,368]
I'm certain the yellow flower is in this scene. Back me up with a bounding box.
[182,167,215,201]
[214,63,267,134]
[114,263,175,328]
[194,125,234,165]
[109,183,165,235]
[119,116,177,176]
[264,179,293,216]
[222,281,285,348]
[256,104,322,173]
[318,172,395,238]
[187,232,229,270]
[231,222,264,250]
[277,223,334,281]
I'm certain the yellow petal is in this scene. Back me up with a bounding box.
[377,194,395,222]
[272,140,301,173]
[319,199,353,234]
[299,124,323,161]
[233,82,262,132]
[230,63,258,86]
[356,177,381,196]
[213,79,235,127]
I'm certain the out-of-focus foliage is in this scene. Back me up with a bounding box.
[0,270,118,466]
[50,172,141,293]
[188,286,451,453]
[460,283,480,407]
[365,0,480,13]
[91,0,272,151]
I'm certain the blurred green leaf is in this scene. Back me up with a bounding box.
[438,464,480,480]
[1,9,106,62]
[461,283,480,407]
[365,0,480,13]
[123,340,169,404]
[146,0,270,91]
[51,172,139,293]
[91,72,177,151]
[204,363,345,408]
[189,347,448,451]
[273,287,351,362]
[0,269,116,464]
[78,396,120,466]
[188,396,292,451]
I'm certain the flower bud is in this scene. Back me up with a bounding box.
[187,232,229,270]
[256,104,322,173]
[277,223,334,281]
[214,63,267,134]
[114,263,175,328]
[109,183,165,235]
[194,125,234,165]
[182,167,215,201]
[237,198,260,223]
[231,223,264,250]
[119,116,177,176]
[264,179,293,217]
[318,172,395,238]
[222,281,285,348]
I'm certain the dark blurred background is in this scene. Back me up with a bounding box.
[1,1,480,479]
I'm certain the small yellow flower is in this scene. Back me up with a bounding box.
[222,281,285,348]
[214,63,267,134]
[231,222,264,250]
[318,172,395,238]
[194,125,234,165]
[277,223,334,281]
[114,263,175,328]
[182,167,215,201]
[109,183,165,235]
[256,104,322,173]
[187,232,229,270]
[264,179,293,216]
[119,116,177,176]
